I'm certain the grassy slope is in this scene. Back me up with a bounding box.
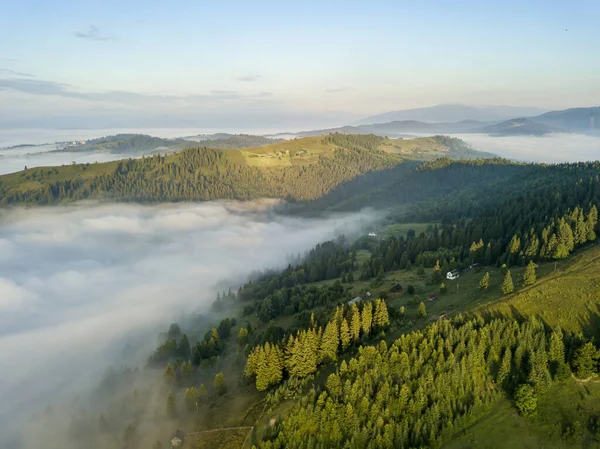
[0,135,486,201]
[446,379,600,449]
[173,227,600,448]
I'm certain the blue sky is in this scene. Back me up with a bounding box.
[1,0,599,129]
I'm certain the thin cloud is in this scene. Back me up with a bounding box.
[209,89,239,97]
[74,25,111,41]
[237,74,262,82]
[326,86,350,93]
[0,68,34,77]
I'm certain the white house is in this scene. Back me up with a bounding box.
[446,269,460,280]
[348,296,362,305]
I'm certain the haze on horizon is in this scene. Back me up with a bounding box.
[1,0,600,130]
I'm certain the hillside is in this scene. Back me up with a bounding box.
[296,120,491,137]
[0,134,493,206]
[183,134,284,148]
[482,118,560,136]
[534,106,600,131]
[359,104,547,124]
[55,134,186,154]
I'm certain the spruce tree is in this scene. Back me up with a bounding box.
[479,272,490,289]
[350,303,361,342]
[238,327,249,347]
[361,302,373,336]
[214,372,226,394]
[417,302,427,319]
[548,327,565,363]
[184,387,198,412]
[166,392,176,418]
[340,319,351,350]
[164,363,176,385]
[373,299,390,328]
[501,270,514,295]
[572,342,600,378]
[523,261,537,286]
[319,320,339,362]
[496,347,512,385]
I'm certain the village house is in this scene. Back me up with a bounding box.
[446,269,460,280]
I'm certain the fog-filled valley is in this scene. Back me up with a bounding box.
[0,201,378,448]
[455,133,600,163]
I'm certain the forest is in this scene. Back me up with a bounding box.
[0,134,494,206]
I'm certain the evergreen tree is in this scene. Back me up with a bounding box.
[417,302,427,319]
[514,384,537,417]
[238,327,249,347]
[572,342,600,378]
[496,347,512,385]
[320,320,339,362]
[350,303,361,342]
[184,387,198,412]
[501,270,514,295]
[587,205,598,240]
[339,318,351,350]
[166,392,176,418]
[164,363,176,385]
[548,327,565,363]
[523,261,537,286]
[182,360,194,385]
[479,272,490,289]
[361,302,373,336]
[214,372,226,394]
[373,299,390,328]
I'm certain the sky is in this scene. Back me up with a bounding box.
[1,0,599,129]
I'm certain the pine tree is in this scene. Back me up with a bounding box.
[238,327,249,346]
[548,327,565,363]
[586,205,598,240]
[572,342,600,379]
[184,387,198,412]
[182,360,194,385]
[350,303,361,342]
[164,363,176,385]
[373,299,390,328]
[361,302,373,336]
[417,302,427,319]
[214,372,226,394]
[166,392,176,418]
[496,347,512,385]
[319,320,339,362]
[339,318,351,350]
[479,272,490,289]
[523,261,537,286]
[501,270,514,295]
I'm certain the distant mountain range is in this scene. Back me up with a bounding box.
[359,104,550,124]
[285,106,600,138]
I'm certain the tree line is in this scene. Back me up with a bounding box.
[254,315,600,448]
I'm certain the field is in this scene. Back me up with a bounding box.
[479,245,600,338]
[445,379,600,449]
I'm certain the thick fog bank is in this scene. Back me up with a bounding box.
[456,133,600,163]
[0,200,377,444]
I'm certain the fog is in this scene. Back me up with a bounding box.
[0,200,377,446]
[456,133,600,163]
